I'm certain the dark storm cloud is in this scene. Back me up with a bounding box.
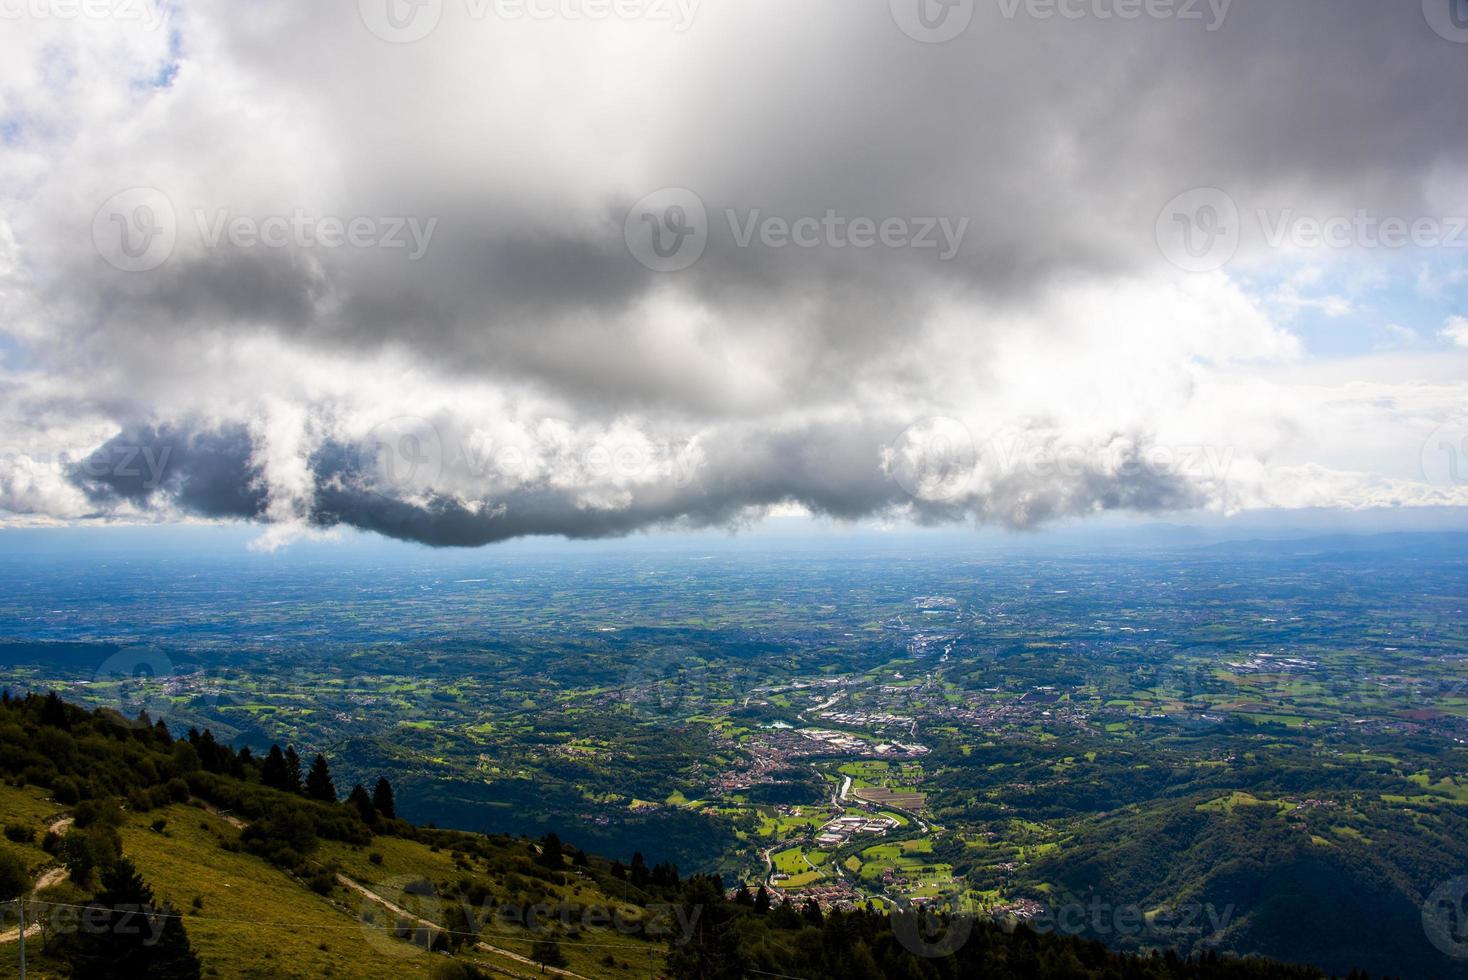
[64,420,1204,547]
[70,425,268,519]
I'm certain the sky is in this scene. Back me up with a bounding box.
[1,0,1467,550]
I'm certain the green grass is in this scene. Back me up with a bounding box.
[0,782,67,873]
[120,805,406,979]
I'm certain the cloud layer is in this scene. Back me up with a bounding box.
[2,0,1467,545]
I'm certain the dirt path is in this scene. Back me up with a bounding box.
[0,866,68,945]
[203,805,246,830]
[336,873,591,979]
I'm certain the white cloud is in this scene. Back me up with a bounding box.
[1441,316,1468,348]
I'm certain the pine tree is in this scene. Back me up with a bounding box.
[630,851,649,889]
[284,746,303,793]
[41,690,69,728]
[60,858,202,980]
[260,745,291,791]
[754,885,771,914]
[305,753,337,802]
[195,730,224,773]
[538,831,565,868]
[372,776,396,819]
[347,783,377,823]
[531,938,568,970]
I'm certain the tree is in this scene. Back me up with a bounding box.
[284,746,303,793]
[538,831,564,869]
[754,884,771,914]
[347,783,377,823]
[373,777,396,820]
[441,900,477,951]
[260,745,291,792]
[733,881,753,906]
[193,729,225,774]
[40,690,70,728]
[305,754,337,802]
[665,874,748,980]
[530,938,568,970]
[629,851,649,889]
[0,848,29,902]
[60,827,120,887]
[60,858,202,980]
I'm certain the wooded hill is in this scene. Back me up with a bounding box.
[0,691,1378,979]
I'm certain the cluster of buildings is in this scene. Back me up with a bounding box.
[1224,651,1319,674]
[929,688,1096,734]
[709,723,933,796]
[814,813,899,849]
[774,876,864,912]
[990,898,1046,920]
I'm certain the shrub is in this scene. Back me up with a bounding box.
[0,849,29,901]
[3,823,35,844]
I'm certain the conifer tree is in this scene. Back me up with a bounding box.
[372,776,397,819]
[305,753,337,802]
[283,745,303,793]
